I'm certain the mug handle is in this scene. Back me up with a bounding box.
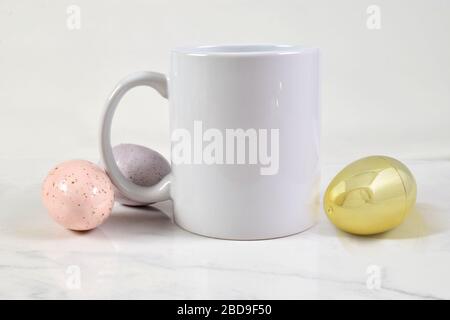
[100,71,171,203]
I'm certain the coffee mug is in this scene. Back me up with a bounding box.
[100,44,320,240]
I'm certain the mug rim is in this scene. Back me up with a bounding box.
[172,44,318,56]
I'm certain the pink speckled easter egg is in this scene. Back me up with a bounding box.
[109,144,170,206]
[42,160,115,231]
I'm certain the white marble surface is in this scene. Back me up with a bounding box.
[1,158,450,300]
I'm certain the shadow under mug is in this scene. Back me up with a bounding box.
[100,44,320,240]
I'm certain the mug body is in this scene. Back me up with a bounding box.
[169,45,320,240]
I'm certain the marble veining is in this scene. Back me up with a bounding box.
[1,159,450,299]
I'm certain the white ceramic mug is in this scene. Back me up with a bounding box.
[100,44,320,240]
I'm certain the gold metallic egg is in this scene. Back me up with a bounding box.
[324,156,417,235]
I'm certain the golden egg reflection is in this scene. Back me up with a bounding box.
[324,156,417,235]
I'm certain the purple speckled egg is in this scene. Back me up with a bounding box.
[110,144,170,206]
[42,160,115,231]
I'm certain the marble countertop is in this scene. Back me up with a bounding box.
[1,158,449,300]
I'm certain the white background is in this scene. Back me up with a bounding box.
[1,0,449,166]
